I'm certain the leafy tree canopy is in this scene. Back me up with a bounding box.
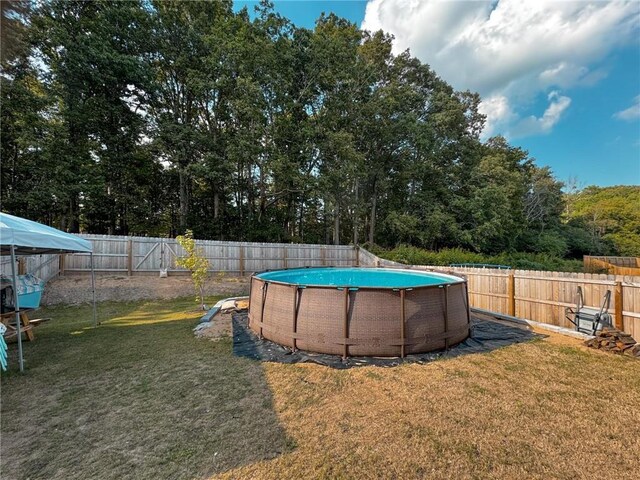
[1,0,636,262]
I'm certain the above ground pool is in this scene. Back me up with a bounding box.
[248,267,470,358]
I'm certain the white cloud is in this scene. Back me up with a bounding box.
[477,94,515,135]
[613,95,640,121]
[480,91,572,139]
[510,91,572,138]
[362,0,639,137]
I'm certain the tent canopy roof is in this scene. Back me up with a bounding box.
[0,212,92,255]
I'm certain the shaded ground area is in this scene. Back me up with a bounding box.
[231,312,543,368]
[42,274,249,305]
[1,298,290,480]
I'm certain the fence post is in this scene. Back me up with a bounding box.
[59,254,66,276]
[18,258,26,275]
[127,239,133,276]
[507,270,516,317]
[614,281,624,330]
[321,247,326,266]
[282,246,287,269]
[239,245,245,276]
[354,246,360,267]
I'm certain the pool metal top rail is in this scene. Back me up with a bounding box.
[253,265,467,290]
[449,263,512,269]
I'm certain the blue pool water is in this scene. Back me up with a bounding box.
[256,267,460,288]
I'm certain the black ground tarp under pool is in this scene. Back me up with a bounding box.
[231,311,543,369]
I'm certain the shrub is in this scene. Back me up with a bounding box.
[372,245,583,272]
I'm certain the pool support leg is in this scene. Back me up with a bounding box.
[444,285,450,350]
[343,288,349,359]
[292,285,300,352]
[400,289,406,358]
[259,281,269,339]
[247,278,253,328]
[464,282,471,326]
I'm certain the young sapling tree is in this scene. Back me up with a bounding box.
[176,230,210,310]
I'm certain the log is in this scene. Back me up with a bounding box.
[584,326,638,357]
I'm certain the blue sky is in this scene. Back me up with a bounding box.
[236,0,640,188]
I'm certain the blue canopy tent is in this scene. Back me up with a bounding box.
[0,212,96,372]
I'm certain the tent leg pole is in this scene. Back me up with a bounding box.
[10,246,24,372]
[90,253,97,327]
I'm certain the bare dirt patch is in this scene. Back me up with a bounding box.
[42,274,249,305]
[196,312,233,340]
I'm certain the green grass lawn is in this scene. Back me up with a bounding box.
[2,299,639,479]
[1,298,291,479]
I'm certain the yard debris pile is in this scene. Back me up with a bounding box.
[194,297,249,340]
[584,327,640,357]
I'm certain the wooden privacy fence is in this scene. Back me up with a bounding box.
[61,235,358,275]
[0,254,60,283]
[584,256,640,276]
[4,237,640,339]
[359,249,640,339]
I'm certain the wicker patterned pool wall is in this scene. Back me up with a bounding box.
[248,268,471,358]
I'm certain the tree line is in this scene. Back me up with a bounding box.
[1,0,632,259]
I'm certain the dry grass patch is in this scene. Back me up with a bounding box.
[217,335,640,480]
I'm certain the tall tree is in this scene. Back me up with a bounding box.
[150,0,234,233]
[29,0,155,233]
[5,0,624,259]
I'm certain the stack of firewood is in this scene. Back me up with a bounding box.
[584,327,640,357]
